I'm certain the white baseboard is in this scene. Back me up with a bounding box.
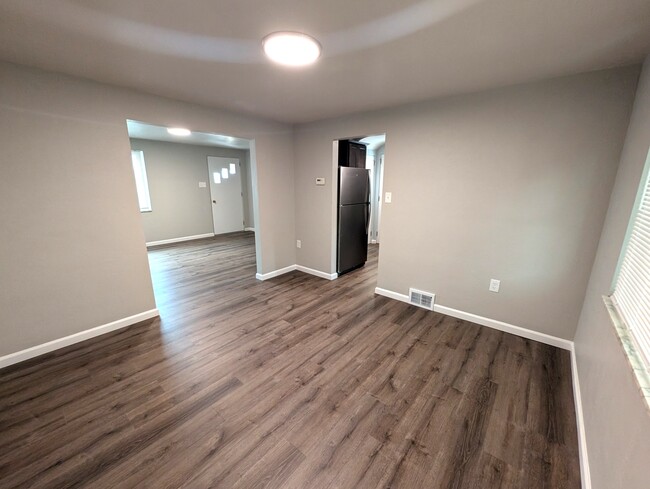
[296,265,337,280]
[256,265,297,281]
[373,287,572,350]
[570,345,592,489]
[256,264,337,281]
[244,227,255,232]
[146,233,214,247]
[0,308,160,370]
[375,287,409,303]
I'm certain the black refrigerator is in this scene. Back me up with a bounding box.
[337,166,370,274]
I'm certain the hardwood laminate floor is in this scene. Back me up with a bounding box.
[0,232,580,488]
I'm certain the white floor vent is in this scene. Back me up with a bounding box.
[409,288,435,310]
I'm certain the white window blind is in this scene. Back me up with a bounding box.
[131,150,152,212]
[612,164,650,368]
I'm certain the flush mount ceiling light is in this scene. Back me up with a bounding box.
[262,32,321,67]
[167,127,191,136]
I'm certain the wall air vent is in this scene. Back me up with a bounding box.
[409,288,435,311]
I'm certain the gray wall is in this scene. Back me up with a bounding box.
[0,61,295,357]
[294,67,639,340]
[574,57,650,489]
[129,139,252,243]
[241,150,255,229]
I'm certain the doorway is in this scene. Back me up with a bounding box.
[332,133,386,279]
[125,120,255,245]
[125,119,260,311]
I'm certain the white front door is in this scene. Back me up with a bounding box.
[207,156,244,235]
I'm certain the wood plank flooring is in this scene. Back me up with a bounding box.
[0,231,581,488]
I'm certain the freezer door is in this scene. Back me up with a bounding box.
[337,203,369,273]
[339,167,370,205]
[348,143,367,168]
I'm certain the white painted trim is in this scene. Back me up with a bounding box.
[146,233,214,247]
[296,265,337,281]
[244,227,255,232]
[0,309,160,369]
[373,287,572,350]
[570,345,592,489]
[375,287,410,303]
[256,265,297,281]
[256,264,338,281]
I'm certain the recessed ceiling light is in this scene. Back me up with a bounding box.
[167,127,191,136]
[262,32,321,67]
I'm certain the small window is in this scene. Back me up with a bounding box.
[131,150,152,212]
[608,149,650,405]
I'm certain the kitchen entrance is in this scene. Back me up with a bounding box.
[333,133,386,277]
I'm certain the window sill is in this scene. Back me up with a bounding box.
[603,296,650,413]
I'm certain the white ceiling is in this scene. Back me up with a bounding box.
[127,120,250,149]
[1,0,649,124]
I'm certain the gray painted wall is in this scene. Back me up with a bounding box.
[241,150,255,230]
[574,57,650,489]
[294,67,639,340]
[0,61,295,357]
[129,139,253,243]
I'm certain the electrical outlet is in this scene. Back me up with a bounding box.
[489,279,500,293]
[385,192,392,203]
[296,240,302,249]
[315,177,325,186]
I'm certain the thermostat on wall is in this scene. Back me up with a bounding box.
[315,177,325,186]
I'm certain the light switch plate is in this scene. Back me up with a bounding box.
[296,240,302,249]
[315,177,325,186]
[385,192,392,203]
[489,279,500,293]
[198,181,207,188]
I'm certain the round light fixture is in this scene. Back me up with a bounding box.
[262,32,321,67]
[167,127,191,136]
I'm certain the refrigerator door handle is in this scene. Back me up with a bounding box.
[366,171,371,202]
[366,204,370,234]
[365,171,371,234]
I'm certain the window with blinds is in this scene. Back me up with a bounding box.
[611,158,650,369]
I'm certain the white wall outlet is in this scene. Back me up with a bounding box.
[296,240,302,249]
[385,192,392,203]
[198,181,207,188]
[315,177,325,186]
[489,279,501,293]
